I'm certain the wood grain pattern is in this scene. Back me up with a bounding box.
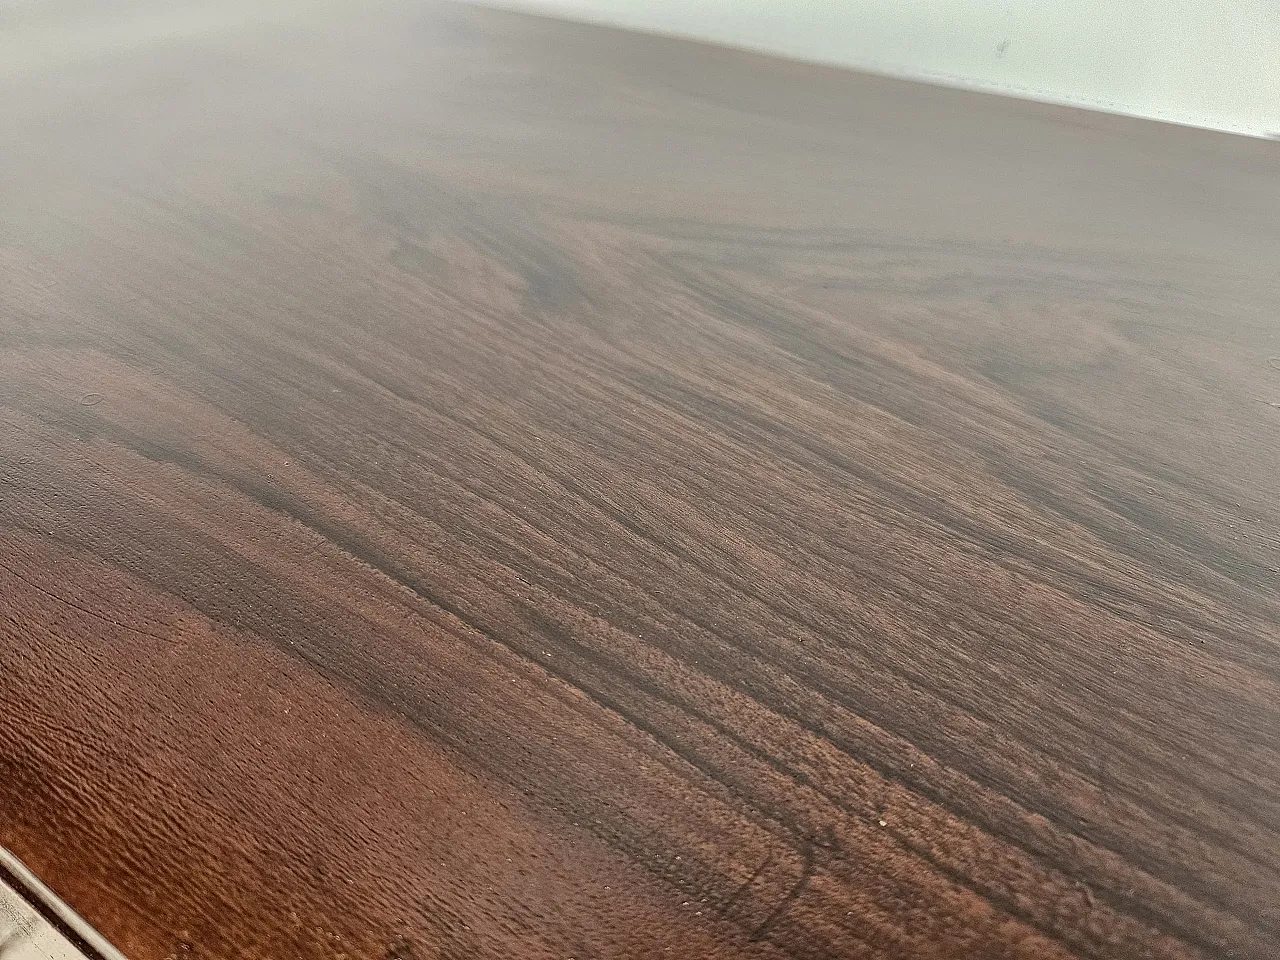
[2,2,1279,958]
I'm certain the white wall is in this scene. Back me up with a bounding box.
[485,0,1280,137]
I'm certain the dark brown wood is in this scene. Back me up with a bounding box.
[2,2,1279,958]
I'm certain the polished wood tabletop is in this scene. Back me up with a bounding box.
[2,2,1278,958]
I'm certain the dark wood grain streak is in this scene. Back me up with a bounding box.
[2,1,1278,958]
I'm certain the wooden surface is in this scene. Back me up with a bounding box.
[2,2,1279,958]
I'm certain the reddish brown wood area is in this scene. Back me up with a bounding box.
[2,2,1279,958]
